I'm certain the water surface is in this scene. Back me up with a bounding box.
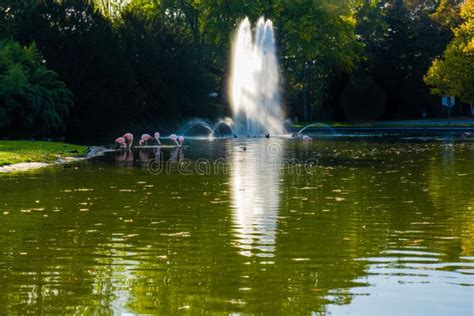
[0,136,473,315]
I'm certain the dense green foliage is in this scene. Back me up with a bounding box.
[1,0,215,140]
[0,0,471,139]
[342,0,453,119]
[0,40,72,137]
[425,0,474,105]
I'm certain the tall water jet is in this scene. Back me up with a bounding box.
[228,17,285,136]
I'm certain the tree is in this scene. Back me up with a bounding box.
[348,0,452,119]
[5,0,133,139]
[116,4,215,120]
[92,0,130,18]
[1,0,219,139]
[0,40,73,137]
[431,0,464,29]
[275,0,363,120]
[1,0,464,138]
[425,0,474,105]
[340,71,387,121]
[128,0,363,121]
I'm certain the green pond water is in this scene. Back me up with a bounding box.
[0,136,473,315]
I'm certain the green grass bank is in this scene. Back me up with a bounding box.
[0,141,88,166]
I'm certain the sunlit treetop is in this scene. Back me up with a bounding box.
[425,0,474,103]
[91,0,131,17]
[431,0,464,28]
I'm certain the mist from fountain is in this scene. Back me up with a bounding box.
[228,17,285,137]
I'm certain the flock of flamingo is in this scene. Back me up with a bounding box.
[115,132,184,149]
[114,132,313,150]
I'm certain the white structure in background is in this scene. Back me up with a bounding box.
[442,96,456,117]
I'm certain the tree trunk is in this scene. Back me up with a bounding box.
[302,63,309,121]
[309,101,315,121]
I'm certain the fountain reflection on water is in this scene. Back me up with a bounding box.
[229,139,284,258]
[0,138,473,314]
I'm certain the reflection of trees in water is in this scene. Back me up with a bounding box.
[0,173,120,314]
[0,140,472,314]
[271,140,474,314]
[426,142,474,256]
[121,170,239,314]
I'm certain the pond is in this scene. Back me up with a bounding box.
[0,135,473,315]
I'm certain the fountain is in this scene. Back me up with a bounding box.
[296,122,337,136]
[212,118,237,137]
[228,17,285,137]
[178,119,217,137]
[178,118,237,138]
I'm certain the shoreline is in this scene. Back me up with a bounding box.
[289,126,474,133]
[290,118,474,130]
[0,146,111,174]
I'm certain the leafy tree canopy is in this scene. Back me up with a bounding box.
[0,0,470,139]
[0,40,73,137]
[425,0,474,104]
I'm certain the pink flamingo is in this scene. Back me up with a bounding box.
[169,134,179,146]
[139,133,154,146]
[178,136,185,147]
[115,137,126,148]
[123,133,134,149]
[154,132,162,145]
[302,135,313,142]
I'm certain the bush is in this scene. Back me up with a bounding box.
[0,40,73,137]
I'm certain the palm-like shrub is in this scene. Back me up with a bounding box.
[0,40,73,137]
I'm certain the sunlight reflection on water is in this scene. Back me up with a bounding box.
[0,136,472,314]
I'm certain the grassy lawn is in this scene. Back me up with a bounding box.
[0,141,88,166]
